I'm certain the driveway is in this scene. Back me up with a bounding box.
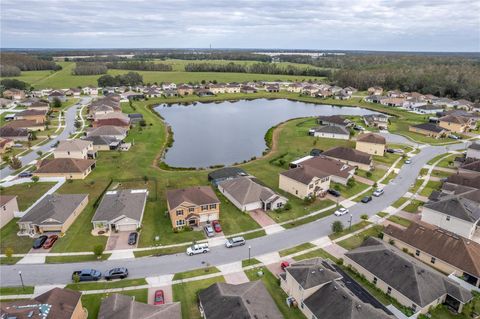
[250,210,278,227]
[148,285,173,305]
[106,232,136,250]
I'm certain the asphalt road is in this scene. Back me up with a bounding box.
[0,97,90,179]
[0,139,471,287]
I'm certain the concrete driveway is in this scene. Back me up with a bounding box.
[106,232,137,250]
[148,285,173,305]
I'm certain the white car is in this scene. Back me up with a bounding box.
[405,159,412,164]
[186,243,209,256]
[334,208,349,216]
[373,189,384,197]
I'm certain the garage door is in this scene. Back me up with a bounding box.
[117,224,137,232]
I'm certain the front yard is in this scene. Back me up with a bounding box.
[0,182,55,211]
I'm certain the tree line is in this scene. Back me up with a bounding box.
[72,62,108,75]
[106,61,172,71]
[97,72,143,87]
[0,53,61,77]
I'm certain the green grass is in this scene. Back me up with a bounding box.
[81,289,148,319]
[245,268,306,319]
[329,221,371,240]
[267,199,336,224]
[173,276,225,319]
[425,292,480,319]
[292,248,338,262]
[402,200,424,213]
[242,258,262,267]
[419,180,442,197]
[337,226,384,250]
[282,208,336,229]
[387,215,412,227]
[332,181,370,199]
[66,278,147,291]
[356,168,386,182]
[45,254,111,263]
[373,152,401,165]
[377,212,388,218]
[392,197,409,209]
[0,257,22,265]
[409,178,424,194]
[0,286,35,295]
[278,242,315,257]
[0,182,55,211]
[0,218,33,254]
[173,267,220,281]
[239,229,267,240]
[215,190,260,235]
[133,245,189,258]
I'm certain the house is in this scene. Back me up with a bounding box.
[166,186,220,230]
[363,114,389,130]
[0,195,19,228]
[439,115,476,133]
[54,139,96,159]
[218,176,287,211]
[225,84,241,93]
[356,133,386,156]
[322,146,372,171]
[121,91,144,100]
[3,88,25,100]
[162,82,177,90]
[34,158,96,179]
[208,84,226,94]
[94,112,130,123]
[48,90,67,102]
[0,98,16,108]
[380,97,405,107]
[198,281,283,319]
[384,222,480,288]
[98,293,181,319]
[207,167,248,186]
[240,85,257,94]
[280,162,331,199]
[15,109,47,123]
[0,126,30,141]
[266,85,280,93]
[82,135,122,151]
[86,126,128,140]
[82,86,99,96]
[18,194,88,236]
[92,189,148,233]
[279,258,394,319]
[387,90,404,98]
[316,115,348,127]
[195,88,214,97]
[367,86,383,95]
[0,137,14,153]
[334,90,351,100]
[163,89,178,97]
[92,118,130,129]
[311,125,350,140]
[27,100,50,111]
[144,88,162,98]
[177,84,194,96]
[69,88,81,97]
[0,287,86,319]
[127,113,143,124]
[433,98,456,108]
[444,172,480,190]
[302,85,319,96]
[421,193,480,243]
[289,156,355,185]
[409,123,447,139]
[4,119,45,131]
[344,237,473,314]
[412,104,444,114]
[467,142,480,160]
[287,83,303,93]
[403,98,427,109]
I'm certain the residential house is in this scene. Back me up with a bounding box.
[279,163,331,199]
[218,176,287,211]
[266,85,279,93]
[3,89,25,100]
[433,98,456,108]
[198,281,283,319]
[18,194,88,236]
[384,222,480,287]
[0,287,86,319]
[54,140,96,159]
[0,137,14,153]
[0,98,15,108]
[27,100,50,111]
[15,109,47,124]
[92,118,130,129]
[455,99,474,111]
[224,84,241,93]
[166,186,220,230]
[302,85,319,96]
[98,293,181,319]
[144,88,162,98]
[69,88,81,97]
[387,90,404,98]
[279,258,394,319]
[363,114,389,130]
[207,167,248,186]
[177,84,194,96]
[412,104,444,114]
[161,82,177,90]
[83,136,122,151]
[311,125,350,140]
[444,172,480,190]
[439,115,476,133]
[344,237,473,314]
[459,160,480,176]
[403,97,427,109]
[4,119,45,131]
[163,89,178,97]
[195,88,214,97]
[82,86,99,96]
[48,90,67,102]
[0,126,30,141]
[316,115,348,127]
[240,85,257,94]
[95,112,130,123]
[380,97,405,107]
[287,83,303,93]
[356,133,386,156]
[34,158,96,180]
[322,146,372,171]
[92,189,148,233]
[365,95,384,104]
[0,195,19,228]
[367,86,383,95]
[121,91,144,100]
[334,89,351,100]
[208,84,226,94]
[467,142,480,160]
[409,123,447,139]
[288,156,355,185]
[86,126,128,140]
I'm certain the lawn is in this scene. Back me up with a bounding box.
[173,276,225,319]
[0,182,55,211]
[329,221,371,240]
[331,181,370,200]
[81,289,148,319]
[425,292,480,319]
[387,215,412,227]
[373,152,401,166]
[133,245,189,258]
[242,258,262,267]
[356,167,387,182]
[337,225,383,250]
[377,212,389,218]
[215,190,261,235]
[66,278,147,291]
[427,153,456,167]
[0,257,22,265]
[292,248,338,262]
[402,200,424,213]
[419,180,442,197]
[0,286,35,295]
[282,207,336,229]
[45,254,111,263]
[0,218,33,254]
[392,197,409,208]
[173,267,220,281]
[278,242,316,257]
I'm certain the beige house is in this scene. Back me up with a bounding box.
[18,194,88,236]
[322,146,373,171]
[54,140,96,159]
[279,166,330,199]
[409,123,447,139]
[4,119,45,131]
[356,133,386,156]
[344,238,472,314]
[3,89,25,100]
[367,86,383,95]
[439,115,476,133]
[34,158,96,180]
[0,195,19,228]
[166,186,220,230]
[384,222,480,287]
[208,84,226,94]
[224,84,241,93]
[15,109,47,124]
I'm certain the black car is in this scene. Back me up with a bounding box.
[32,235,48,249]
[361,196,372,203]
[19,171,33,178]
[327,189,341,197]
[128,232,138,245]
[105,267,129,280]
[386,148,395,154]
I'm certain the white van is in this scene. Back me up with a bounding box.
[186,243,209,256]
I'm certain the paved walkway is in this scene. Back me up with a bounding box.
[218,262,250,284]
[250,210,285,235]
[323,243,348,259]
[353,175,374,185]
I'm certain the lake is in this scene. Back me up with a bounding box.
[155,99,379,168]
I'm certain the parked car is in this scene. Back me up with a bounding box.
[32,235,48,249]
[225,237,246,248]
[386,148,395,154]
[19,171,33,178]
[105,267,129,280]
[373,189,384,197]
[128,232,138,245]
[448,134,460,140]
[280,261,290,270]
[354,125,365,131]
[72,269,102,282]
[211,220,222,233]
[204,225,215,237]
[334,208,349,216]
[186,243,210,256]
[405,159,412,164]
[327,189,341,197]
[361,196,372,203]
[154,290,165,305]
[393,149,404,154]
[42,234,58,249]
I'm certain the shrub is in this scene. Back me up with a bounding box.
[5,247,14,258]
[332,221,344,233]
[360,214,368,220]
[366,171,373,178]
[93,245,104,257]
[9,157,22,169]
[72,273,80,283]
[31,176,39,183]
[388,239,395,245]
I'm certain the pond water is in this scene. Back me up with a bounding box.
[155,99,379,168]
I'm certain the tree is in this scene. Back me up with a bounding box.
[332,221,344,234]
[139,119,147,127]
[5,247,14,259]
[72,273,80,283]
[51,97,62,108]
[74,120,82,129]
[93,245,104,258]
[36,150,43,156]
[360,214,368,220]
[1,78,29,90]
[31,176,39,183]
[9,157,21,169]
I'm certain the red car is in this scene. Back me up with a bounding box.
[211,220,222,233]
[154,290,165,305]
[42,235,59,249]
[280,261,290,271]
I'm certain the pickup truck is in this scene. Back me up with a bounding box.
[72,269,102,282]
[186,243,209,256]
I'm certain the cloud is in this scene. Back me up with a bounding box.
[0,0,478,51]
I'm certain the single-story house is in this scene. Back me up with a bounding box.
[207,167,248,186]
[225,84,241,93]
[18,194,88,236]
[3,89,25,100]
[0,195,19,228]
[367,86,383,95]
[240,85,257,94]
[54,139,96,159]
[82,86,99,95]
[91,189,148,233]
[409,123,447,139]
[311,125,350,140]
[92,118,130,129]
[163,89,178,97]
[4,119,45,131]
[34,158,96,180]
[82,135,122,151]
[48,90,67,102]
[466,142,480,160]
[412,104,444,114]
[316,115,348,127]
[86,125,128,140]
[14,109,47,124]
[177,84,194,96]
[27,100,50,111]
[322,146,373,171]
[355,133,386,156]
[199,281,283,319]
[0,126,30,141]
[218,176,287,211]
[166,186,220,230]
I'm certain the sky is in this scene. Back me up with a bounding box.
[1,0,479,52]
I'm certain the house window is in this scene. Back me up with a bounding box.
[295,190,298,195]
[415,250,420,256]
[431,257,436,264]
[387,287,392,295]
[276,202,283,208]
[309,184,313,189]
[201,205,208,211]
[188,207,195,212]
[300,302,304,309]
[209,204,216,210]
[176,220,185,226]
[373,277,377,285]
[446,215,450,221]
[176,209,184,216]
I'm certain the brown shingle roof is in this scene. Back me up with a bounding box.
[36,158,95,174]
[166,186,219,210]
[98,294,181,319]
[357,133,386,145]
[0,195,16,207]
[16,109,47,117]
[4,120,44,129]
[281,156,353,184]
[323,147,371,165]
[439,115,470,125]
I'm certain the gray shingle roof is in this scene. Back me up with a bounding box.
[411,123,445,133]
[424,195,480,223]
[285,258,342,289]
[323,147,372,165]
[86,125,127,137]
[218,177,277,206]
[207,167,248,181]
[92,189,148,223]
[315,125,350,135]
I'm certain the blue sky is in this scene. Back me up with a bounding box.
[1,0,479,52]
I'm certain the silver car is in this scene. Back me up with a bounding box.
[225,237,246,248]
[204,225,215,237]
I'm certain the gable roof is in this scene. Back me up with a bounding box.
[218,177,277,206]
[83,135,120,146]
[36,158,95,174]
[461,160,480,173]
[55,139,92,153]
[317,115,347,126]
[445,172,480,189]
[0,126,29,138]
[98,293,181,319]
[19,194,88,225]
[439,115,470,125]
[207,167,248,181]
[166,186,219,210]
[198,281,283,319]
[322,147,371,165]
[411,123,445,133]
[385,222,480,277]
[92,189,148,223]
[16,109,47,117]
[4,119,44,129]
[93,118,130,127]
[87,125,128,137]
[285,258,342,289]
[423,195,480,223]
[281,164,330,185]
[357,133,386,145]
[315,125,350,135]
[345,238,472,307]
[468,142,480,151]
